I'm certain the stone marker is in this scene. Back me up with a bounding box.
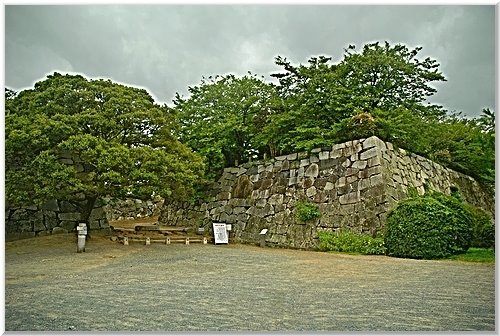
[76,223,87,253]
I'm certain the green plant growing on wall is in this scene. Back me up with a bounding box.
[295,200,321,222]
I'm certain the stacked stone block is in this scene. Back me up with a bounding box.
[159,136,494,249]
[103,197,164,222]
[5,199,109,241]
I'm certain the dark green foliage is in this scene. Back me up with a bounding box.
[295,200,321,222]
[463,204,495,248]
[5,73,204,222]
[173,73,278,179]
[384,193,473,259]
[318,230,386,255]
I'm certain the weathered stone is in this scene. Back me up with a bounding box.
[42,211,59,230]
[237,167,248,176]
[310,155,319,163]
[305,163,319,178]
[300,159,310,167]
[276,155,287,161]
[371,174,385,186]
[306,187,317,197]
[256,198,267,208]
[319,158,338,170]
[339,191,361,205]
[268,194,284,206]
[281,160,290,171]
[336,176,347,188]
[59,201,78,212]
[297,167,305,177]
[303,177,315,189]
[259,189,270,199]
[362,136,381,150]
[53,225,70,234]
[360,147,378,160]
[342,158,351,168]
[233,175,253,199]
[352,160,368,170]
[345,167,359,177]
[311,147,322,153]
[216,192,231,201]
[367,156,381,167]
[325,182,334,191]
[287,153,298,160]
[359,178,371,190]
[330,148,343,159]
[58,212,81,221]
[41,199,59,212]
[319,151,330,161]
[393,174,403,184]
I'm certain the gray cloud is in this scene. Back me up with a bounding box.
[5,5,495,117]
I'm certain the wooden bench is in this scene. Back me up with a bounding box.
[121,236,208,245]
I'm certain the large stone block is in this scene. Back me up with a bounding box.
[360,147,378,160]
[339,191,361,205]
[305,163,319,178]
[58,212,82,221]
[268,194,284,206]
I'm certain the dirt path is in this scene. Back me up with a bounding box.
[5,233,495,331]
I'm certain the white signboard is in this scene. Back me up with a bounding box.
[213,223,229,244]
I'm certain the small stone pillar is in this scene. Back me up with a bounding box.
[259,229,268,248]
[76,223,87,253]
[123,237,129,246]
[145,237,151,245]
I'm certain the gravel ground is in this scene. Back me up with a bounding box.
[5,233,496,332]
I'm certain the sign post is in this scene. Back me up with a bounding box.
[259,229,268,247]
[213,223,228,244]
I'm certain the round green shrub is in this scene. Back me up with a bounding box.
[384,194,473,259]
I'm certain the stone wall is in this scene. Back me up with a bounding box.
[5,196,164,241]
[5,199,109,241]
[159,136,494,249]
[103,197,164,222]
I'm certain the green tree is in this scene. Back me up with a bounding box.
[337,41,446,116]
[267,55,351,153]
[6,73,204,230]
[174,73,278,178]
[265,41,447,154]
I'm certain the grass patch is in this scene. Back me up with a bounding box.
[448,248,495,263]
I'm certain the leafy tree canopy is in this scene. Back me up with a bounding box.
[264,41,448,154]
[6,73,204,223]
[173,73,278,178]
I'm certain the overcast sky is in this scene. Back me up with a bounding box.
[4,4,496,117]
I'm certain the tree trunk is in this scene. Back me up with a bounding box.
[80,195,97,240]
